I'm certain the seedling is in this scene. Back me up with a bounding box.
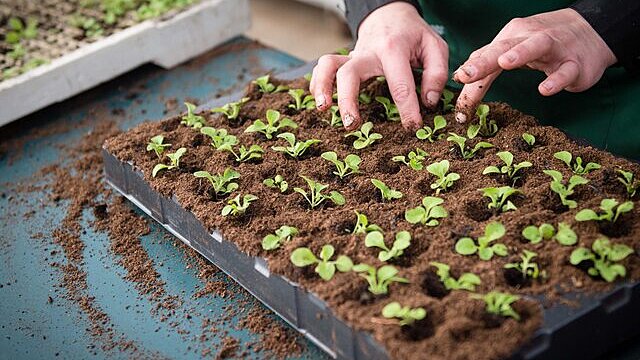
[294,175,345,209]
[193,168,240,197]
[335,47,350,55]
[416,115,447,142]
[359,92,372,104]
[181,102,206,129]
[381,302,426,326]
[211,97,249,120]
[554,151,601,175]
[617,169,640,198]
[447,133,494,160]
[544,170,589,209]
[324,105,343,127]
[288,89,315,110]
[522,222,577,246]
[480,186,520,213]
[392,148,428,170]
[455,222,508,261]
[365,231,411,262]
[432,262,481,292]
[375,96,400,122]
[555,222,578,246]
[263,175,288,193]
[504,250,545,280]
[221,194,258,216]
[290,245,353,281]
[303,72,312,81]
[352,263,409,295]
[570,237,634,282]
[575,198,634,223]
[352,211,383,234]
[522,133,536,146]
[245,109,298,139]
[272,133,321,158]
[200,127,238,150]
[441,88,454,112]
[262,225,298,250]
[472,291,520,320]
[6,17,38,44]
[345,122,383,150]
[404,196,448,226]
[321,152,361,179]
[152,147,186,177]
[252,75,288,93]
[427,160,460,194]
[146,135,171,159]
[371,179,403,201]
[222,144,264,163]
[482,151,532,182]
[467,104,498,138]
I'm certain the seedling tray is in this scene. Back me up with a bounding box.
[0,0,249,127]
[103,66,640,359]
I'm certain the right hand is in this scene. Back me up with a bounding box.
[309,2,449,131]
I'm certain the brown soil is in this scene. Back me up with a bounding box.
[104,75,640,360]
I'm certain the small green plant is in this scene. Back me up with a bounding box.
[381,302,426,326]
[555,222,578,246]
[427,160,460,194]
[617,169,640,198]
[352,211,382,234]
[181,102,206,129]
[5,17,38,44]
[290,245,353,281]
[193,168,240,197]
[272,133,321,158]
[455,222,508,261]
[544,170,589,209]
[430,262,481,291]
[472,291,520,320]
[522,223,577,246]
[371,179,403,201]
[200,127,238,150]
[570,237,634,282]
[482,151,532,182]
[345,122,383,150]
[359,92,372,104]
[152,147,186,177]
[404,196,448,226]
[467,104,498,138]
[575,198,634,223]
[392,148,428,170]
[441,88,454,112]
[554,151,601,175]
[365,231,411,262]
[352,264,408,295]
[262,225,298,250]
[324,105,343,127]
[288,89,315,110]
[303,72,312,81]
[252,75,288,93]
[245,109,298,139]
[146,135,171,159]
[211,97,249,120]
[321,152,361,179]
[480,186,520,213]
[522,133,536,146]
[375,96,400,122]
[263,175,288,193]
[69,14,103,38]
[504,250,545,280]
[447,133,494,160]
[294,176,345,209]
[222,194,258,216]
[221,144,264,163]
[416,115,447,142]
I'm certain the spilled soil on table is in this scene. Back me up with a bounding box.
[105,75,640,360]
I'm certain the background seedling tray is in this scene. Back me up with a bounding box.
[0,0,249,127]
[103,65,640,360]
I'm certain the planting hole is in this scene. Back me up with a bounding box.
[464,199,492,222]
[421,269,450,299]
[377,154,401,175]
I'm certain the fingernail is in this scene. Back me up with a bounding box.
[455,112,467,123]
[426,91,439,108]
[541,80,554,92]
[343,113,355,128]
[461,65,476,78]
[315,94,325,109]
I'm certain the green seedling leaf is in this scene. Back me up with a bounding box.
[522,133,536,146]
[371,179,403,201]
[352,264,408,295]
[482,151,532,183]
[467,104,498,138]
[221,194,258,216]
[447,132,494,160]
[352,211,382,234]
[272,132,321,158]
[455,221,507,261]
[345,122,383,150]
[427,160,460,194]
[416,115,447,142]
[471,291,520,320]
[504,250,545,280]
[375,96,400,122]
[404,196,448,226]
[262,225,298,250]
[245,109,298,139]
[480,186,521,213]
[430,262,481,291]
[193,168,240,198]
[290,245,352,280]
[146,135,171,159]
[200,127,238,150]
[555,222,577,246]
[152,147,186,177]
[554,151,601,175]
[323,105,343,127]
[570,237,634,282]
[321,151,361,179]
[617,169,640,198]
[575,198,634,223]
[252,74,288,93]
[522,223,555,244]
[294,175,345,209]
[220,143,264,163]
[211,97,249,120]
[392,148,428,170]
[365,231,411,262]
[543,170,589,209]
[181,102,206,129]
[441,88,454,112]
[381,302,426,326]
[263,174,288,193]
[287,89,316,111]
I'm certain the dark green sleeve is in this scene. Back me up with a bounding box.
[344,0,421,38]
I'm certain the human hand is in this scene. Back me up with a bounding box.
[453,8,617,123]
[309,2,448,131]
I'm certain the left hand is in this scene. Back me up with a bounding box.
[452,8,617,123]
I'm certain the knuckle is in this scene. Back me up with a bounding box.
[507,17,525,28]
[390,82,413,102]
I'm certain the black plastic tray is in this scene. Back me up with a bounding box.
[103,64,640,360]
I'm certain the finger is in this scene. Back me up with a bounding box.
[380,53,422,130]
[336,55,381,130]
[538,60,580,96]
[310,54,349,111]
[454,37,524,83]
[498,33,554,70]
[420,38,449,109]
[454,70,501,123]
